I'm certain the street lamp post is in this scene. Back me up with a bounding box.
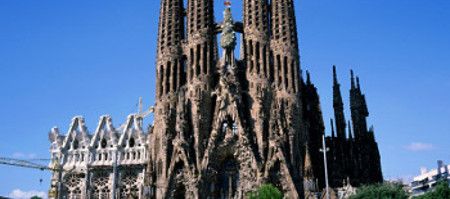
[319,135,330,199]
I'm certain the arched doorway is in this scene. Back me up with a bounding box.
[217,157,239,199]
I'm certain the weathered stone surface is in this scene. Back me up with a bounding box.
[48,1,383,198]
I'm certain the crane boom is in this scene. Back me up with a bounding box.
[0,157,56,171]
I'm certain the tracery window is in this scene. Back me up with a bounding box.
[63,173,85,199]
[222,123,228,133]
[119,170,140,199]
[232,123,238,135]
[91,172,111,199]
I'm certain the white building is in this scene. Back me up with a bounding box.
[48,114,152,199]
[410,160,450,196]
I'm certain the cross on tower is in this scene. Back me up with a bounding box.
[224,0,231,7]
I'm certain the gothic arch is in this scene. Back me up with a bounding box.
[205,154,240,199]
[91,171,111,199]
[218,156,240,198]
[62,173,85,199]
[119,169,140,199]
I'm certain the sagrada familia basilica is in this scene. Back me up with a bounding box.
[47,0,383,198]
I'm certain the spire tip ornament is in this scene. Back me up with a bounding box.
[224,0,231,7]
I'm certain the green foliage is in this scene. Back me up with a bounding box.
[247,184,283,199]
[349,183,408,199]
[414,181,450,199]
[30,196,42,199]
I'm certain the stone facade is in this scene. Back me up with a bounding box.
[48,115,150,199]
[150,0,304,198]
[48,1,383,198]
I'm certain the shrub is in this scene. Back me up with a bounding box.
[349,182,408,199]
[248,184,283,199]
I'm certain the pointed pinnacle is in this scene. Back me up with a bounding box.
[224,0,232,7]
[306,70,311,85]
[333,65,338,84]
[350,70,355,89]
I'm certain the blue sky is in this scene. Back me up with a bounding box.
[1,0,450,197]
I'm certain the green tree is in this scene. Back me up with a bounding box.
[415,181,450,199]
[349,182,408,199]
[30,196,42,199]
[247,184,283,199]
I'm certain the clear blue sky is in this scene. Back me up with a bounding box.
[1,0,449,197]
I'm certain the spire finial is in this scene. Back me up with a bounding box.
[224,0,231,7]
[306,70,311,85]
[333,65,338,84]
[350,70,355,89]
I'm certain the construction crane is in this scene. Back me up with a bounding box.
[0,157,53,186]
[0,157,77,199]
[0,98,154,198]
[136,97,154,118]
[0,157,54,171]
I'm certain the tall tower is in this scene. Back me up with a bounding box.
[271,0,301,93]
[302,71,325,189]
[330,66,347,187]
[270,0,303,171]
[185,0,217,168]
[266,0,304,197]
[152,0,185,197]
[350,71,369,140]
[243,0,272,160]
[333,66,346,139]
[349,72,383,185]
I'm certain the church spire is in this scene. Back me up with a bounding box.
[351,70,356,89]
[155,0,185,99]
[185,0,217,169]
[152,0,186,193]
[350,71,369,140]
[333,65,338,84]
[244,0,271,80]
[333,66,347,139]
[186,0,216,83]
[271,0,301,92]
